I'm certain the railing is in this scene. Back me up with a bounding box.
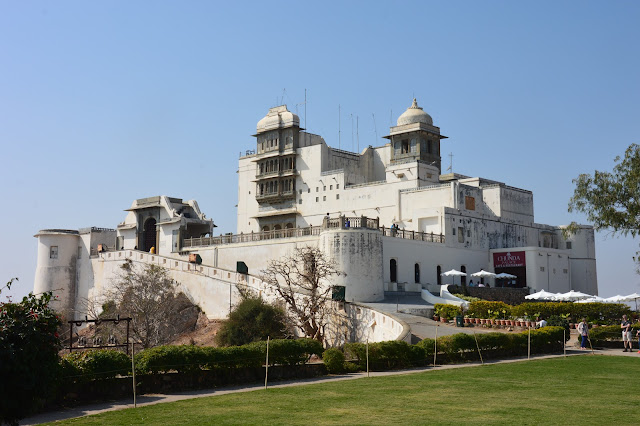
[379,226,445,243]
[324,215,379,230]
[321,168,344,176]
[182,215,444,249]
[344,180,387,189]
[182,227,322,248]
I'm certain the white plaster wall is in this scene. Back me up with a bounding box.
[89,251,265,319]
[319,229,384,302]
[191,235,319,278]
[382,236,488,289]
[34,233,79,316]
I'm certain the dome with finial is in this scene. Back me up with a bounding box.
[256,105,300,133]
[396,98,433,126]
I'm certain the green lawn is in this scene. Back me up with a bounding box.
[50,355,637,425]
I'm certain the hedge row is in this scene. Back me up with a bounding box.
[433,304,462,319]
[467,301,630,323]
[589,324,640,346]
[135,338,323,374]
[328,327,565,372]
[60,339,323,379]
[61,350,131,380]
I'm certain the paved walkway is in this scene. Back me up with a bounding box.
[362,296,503,340]
[21,348,634,425]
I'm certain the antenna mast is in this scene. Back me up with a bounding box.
[304,89,307,130]
[351,113,354,152]
[338,104,341,149]
[357,115,360,152]
[372,113,378,143]
[447,152,454,173]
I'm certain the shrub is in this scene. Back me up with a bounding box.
[467,301,512,319]
[322,348,346,374]
[511,302,630,323]
[215,297,289,347]
[0,287,62,424]
[62,349,131,380]
[434,303,462,319]
[135,339,322,374]
[453,294,483,303]
[247,338,323,366]
[344,341,415,371]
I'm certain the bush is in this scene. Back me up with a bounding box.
[216,297,289,347]
[511,302,630,323]
[135,339,322,374]
[0,288,62,424]
[467,301,512,319]
[453,294,483,302]
[62,349,131,380]
[344,340,415,371]
[434,304,462,319]
[323,348,345,374]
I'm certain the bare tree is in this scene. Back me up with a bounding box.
[260,246,345,343]
[107,260,199,348]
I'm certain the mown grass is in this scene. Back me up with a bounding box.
[49,355,637,425]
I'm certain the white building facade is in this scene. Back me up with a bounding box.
[34,98,597,323]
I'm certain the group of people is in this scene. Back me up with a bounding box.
[468,280,489,288]
[576,314,640,352]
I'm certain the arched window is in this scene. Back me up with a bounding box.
[437,265,442,285]
[414,263,420,284]
[390,259,397,282]
[461,265,467,286]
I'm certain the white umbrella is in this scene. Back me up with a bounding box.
[471,270,496,278]
[441,269,467,286]
[603,295,628,303]
[525,290,559,300]
[495,272,517,279]
[555,290,593,301]
[620,292,640,310]
[575,295,606,303]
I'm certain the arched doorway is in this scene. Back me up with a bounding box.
[437,265,442,285]
[461,265,467,286]
[414,263,420,284]
[390,259,397,282]
[143,218,157,252]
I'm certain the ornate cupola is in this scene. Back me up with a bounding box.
[384,98,447,172]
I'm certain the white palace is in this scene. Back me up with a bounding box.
[34,99,597,335]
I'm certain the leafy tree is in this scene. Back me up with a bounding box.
[568,143,640,237]
[0,278,62,424]
[107,260,200,349]
[260,246,345,344]
[568,143,640,266]
[215,297,290,346]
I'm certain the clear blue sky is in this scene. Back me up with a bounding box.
[1,1,639,300]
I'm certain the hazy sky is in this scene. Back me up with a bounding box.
[2,1,639,300]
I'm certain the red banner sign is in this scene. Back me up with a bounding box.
[493,251,525,268]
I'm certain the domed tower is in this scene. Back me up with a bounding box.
[384,98,447,173]
[252,105,301,220]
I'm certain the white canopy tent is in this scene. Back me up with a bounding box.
[525,290,559,301]
[555,290,593,301]
[620,293,640,310]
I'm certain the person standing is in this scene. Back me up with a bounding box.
[621,315,632,352]
[577,318,589,350]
